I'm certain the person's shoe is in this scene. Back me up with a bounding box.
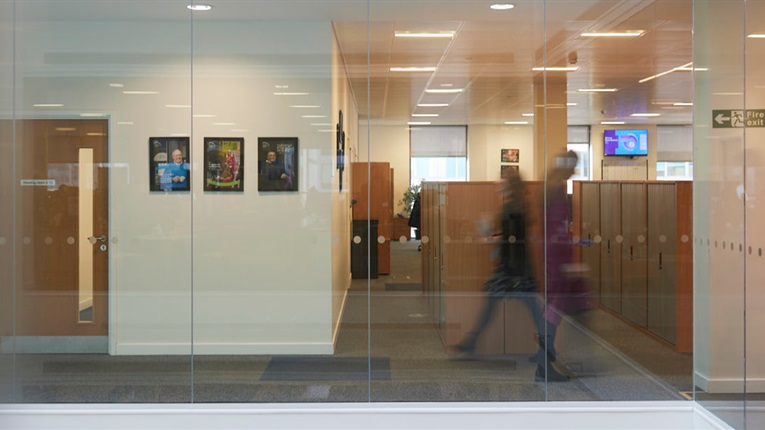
[451,343,476,360]
[534,362,570,382]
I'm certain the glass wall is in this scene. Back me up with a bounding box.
[0,1,757,425]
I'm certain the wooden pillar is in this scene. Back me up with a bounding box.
[532,74,569,180]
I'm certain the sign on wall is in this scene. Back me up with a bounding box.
[712,109,765,128]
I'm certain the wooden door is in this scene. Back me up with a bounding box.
[599,183,621,313]
[15,119,109,337]
[646,183,677,343]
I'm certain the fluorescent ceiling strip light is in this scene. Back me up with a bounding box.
[274,92,310,96]
[504,121,528,125]
[412,114,439,117]
[567,103,577,106]
[578,88,617,92]
[490,3,515,10]
[80,113,107,117]
[581,31,644,37]
[747,34,765,38]
[425,89,463,94]
[531,66,578,71]
[290,105,320,108]
[117,121,134,125]
[631,113,660,117]
[408,121,431,125]
[165,104,191,108]
[109,83,123,88]
[417,103,449,107]
[55,127,76,131]
[301,115,327,118]
[187,4,212,11]
[521,113,534,117]
[674,66,708,71]
[674,102,693,106]
[394,31,455,39]
[123,91,159,95]
[33,103,63,107]
[601,121,625,125]
[87,133,106,136]
[440,83,454,87]
[390,67,436,72]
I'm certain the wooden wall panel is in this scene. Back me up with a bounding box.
[351,162,391,274]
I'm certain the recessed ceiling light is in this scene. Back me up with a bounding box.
[33,103,64,107]
[390,67,437,72]
[425,88,463,94]
[747,34,765,38]
[581,31,644,37]
[408,121,432,125]
[440,83,454,87]
[578,88,617,93]
[521,113,534,117]
[531,67,578,71]
[187,4,212,11]
[417,103,449,107]
[490,3,515,10]
[674,102,693,106]
[412,114,439,117]
[601,121,625,125]
[122,91,159,95]
[55,127,76,131]
[504,121,528,125]
[301,115,327,118]
[567,103,577,106]
[631,113,660,117]
[109,83,124,88]
[290,105,320,108]
[87,133,106,136]
[394,31,455,39]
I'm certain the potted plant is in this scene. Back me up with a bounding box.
[398,184,421,218]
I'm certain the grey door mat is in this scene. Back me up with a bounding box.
[259,356,391,381]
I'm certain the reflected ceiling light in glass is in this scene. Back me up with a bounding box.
[581,31,644,37]
[425,89,463,94]
[117,121,134,125]
[412,114,439,117]
[578,88,616,92]
[531,66,578,71]
[408,121,432,125]
[631,113,660,117]
[33,103,64,107]
[601,121,625,125]
[390,67,437,72]
[109,83,124,88]
[490,3,515,10]
[674,102,693,106]
[747,34,765,38]
[504,121,528,125]
[567,103,577,106]
[417,103,449,107]
[301,115,327,118]
[87,133,106,136]
[289,105,320,108]
[165,104,191,108]
[394,31,455,39]
[522,113,534,117]
[122,91,159,95]
[187,4,212,11]
[639,62,692,83]
[440,83,454,87]
[55,127,76,131]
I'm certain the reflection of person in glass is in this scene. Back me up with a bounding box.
[161,149,190,191]
[260,150,287,190]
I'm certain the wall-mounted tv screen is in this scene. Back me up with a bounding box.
[604,129,648,156]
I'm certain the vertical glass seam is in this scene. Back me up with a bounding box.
[189,1,196,403]
[366,0,372,403]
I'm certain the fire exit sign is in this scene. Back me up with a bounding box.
[712,109,765,128]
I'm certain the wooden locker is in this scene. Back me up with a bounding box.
[646,183,678,343]
[599,183,621,313]
[580,182,601,304]
[620,183,647,327]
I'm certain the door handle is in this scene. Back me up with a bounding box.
[87,235,107,244]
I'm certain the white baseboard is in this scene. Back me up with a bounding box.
[695,371,765,393]
[0,401,734,430]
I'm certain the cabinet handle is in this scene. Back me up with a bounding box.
[630,245,633,261]
[659,252,663,270]
[607,239,611,254]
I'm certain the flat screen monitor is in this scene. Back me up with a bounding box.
[603,129,648,156]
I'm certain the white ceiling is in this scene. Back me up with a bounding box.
[13,0,695,126]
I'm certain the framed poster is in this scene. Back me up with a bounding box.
[501,148,520,163]
[149,137,190,192]
[204,137,244,192]
[336,110,346,191]
[258,137,298,192]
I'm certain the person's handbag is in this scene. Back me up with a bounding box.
[483,271,536,296]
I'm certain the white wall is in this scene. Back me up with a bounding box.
[15,19,341,355]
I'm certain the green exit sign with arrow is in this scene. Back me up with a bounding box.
[713,109,765,128]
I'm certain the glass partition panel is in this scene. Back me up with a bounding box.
[7,0,193,403]
[544,0,695,401]
[0,0,12,404]
[189,0,371,402]
[693,0,747,427]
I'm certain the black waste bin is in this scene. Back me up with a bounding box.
[351,219,378,279]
